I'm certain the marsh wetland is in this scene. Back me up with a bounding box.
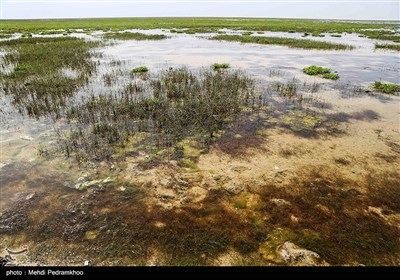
[0,18,399,266]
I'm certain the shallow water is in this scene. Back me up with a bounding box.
[1,28,399,192]
[1,28,399,180]
[0,29,399,265]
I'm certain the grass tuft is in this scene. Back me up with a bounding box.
[375,44,400,51]
[212,63,230,70]
[131,66,149,73]
[104,32,167,40]
[322,73,340,80]
[372,81,400,94]
[14,64,32,72]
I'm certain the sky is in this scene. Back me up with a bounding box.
[0,0,399,21]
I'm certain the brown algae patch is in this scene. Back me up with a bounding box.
[2,163,398,265]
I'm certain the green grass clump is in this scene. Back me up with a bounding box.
[372,81,400,94]
[322,73,340,80]
[375,44,400,51]
[361,30,400,43]
[242,31,253,36]
[39,30,64,35]
[303,65,339,80]
[14,64,32,72]
[330,34,342,38]
[303,65,331,75]
[212,63,230,70]
[184,28,216,34]
[131,66,149,73]
[210,35,354,50]
[104,32,167,40]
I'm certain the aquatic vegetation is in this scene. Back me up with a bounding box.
[212,63,230,70]
[372,81,400,94]
[330,34,342,38]
[361,30,400,43]
[39,30,65,35]
[103,72,118,86]
[0,37,100,118]
[303,65,331,75]
[184,28,217,34]
[210,35,354,50]
[269,69,282,77]
[303,65,339,80]
[322,73,340,80]
[275,81,297,97]
[375,43,400,51]
[281,110,326,132]
[60,68,257,162]
[104,32,167,40]
[131,66,149,73]
[242,31,253,36]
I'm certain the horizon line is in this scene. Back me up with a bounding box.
[1,16,400,21]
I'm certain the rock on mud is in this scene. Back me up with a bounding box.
[74,177,113,191]
[270,198,291,207]
[278,242,328,266]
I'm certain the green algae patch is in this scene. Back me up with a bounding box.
[281,110,326,132]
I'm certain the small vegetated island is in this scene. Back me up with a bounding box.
[0,17,399,267]
[303,66,340,80]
